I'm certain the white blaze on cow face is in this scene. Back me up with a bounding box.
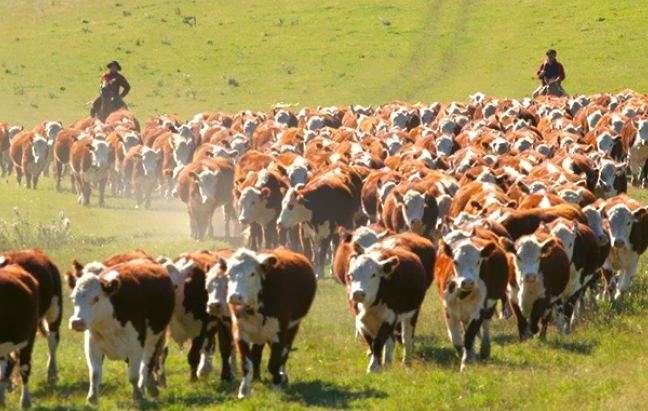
[549,222,577,261]
[587,111,602,130]
[238,186,273,225]
[596,131,615,155]
[636,120,648,145]
[171,136,193,166]
[205,264,229,316]
[514,236,551,283]
[490,137,510,155]
[606,204,640,249]
[191,169,220,204]
[436,136,454,156]
[401,190,426,232]
[123,132,141,151]
[307,116,325,131]
[597,160,625,197]
[514,137,534,153]
[68,273,117,332]
[139,147,161,176]
[31,135,49,165]
[162,257,194,313]
[444,240,486,292]
[277,185,312,229]
[224,249,275,308]
[46,121,63,146]
[243,119,259,137]
[287,164,309,187]
[583,205,609,246]
[176,125,194,141]
[390,110,409,130]
[230,136,249,158]
[351,226,380,249]
[91,140,112,169]
[274,110,291,126]
[557,188,584,204]
[348,252,399,306]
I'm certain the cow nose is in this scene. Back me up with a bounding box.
[228,294,244,305]
[524,273,537,283]
[613,239,626,248]
[69,318,87,332]
[351,290,366,302]
[239,217,248,225]
[411,219,422,226]
[460,279,474,289]
[207,301,222,314]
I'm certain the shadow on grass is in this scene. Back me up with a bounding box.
[284,380,387,409]
[546,338,598,355]
[413,334,459,368]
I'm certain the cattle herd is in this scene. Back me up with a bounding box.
[2,89,648,408]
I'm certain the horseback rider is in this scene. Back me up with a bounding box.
[90,61,130,117]
[532,49,567,98]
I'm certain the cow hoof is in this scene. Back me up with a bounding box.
[460,362,468,372]
[20,394,32,409]
[47,373,58,385]
[86,394,98,405]
[220,372,234,382]
[237,382,251,399]
[147,381,160,398]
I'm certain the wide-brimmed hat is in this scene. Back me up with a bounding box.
[546,49,557,57]
[107,61,122,70]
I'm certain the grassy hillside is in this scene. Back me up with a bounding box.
[0,0,646,126]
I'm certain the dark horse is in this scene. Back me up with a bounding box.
[90,86,128,122]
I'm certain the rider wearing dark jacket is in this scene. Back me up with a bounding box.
[536,49,565,86]
[90,61,130,117]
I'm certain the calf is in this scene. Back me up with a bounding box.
[9,131,49,189]
[0,265,39,409]
[436,237,508,370]
[123,145,162,209]
[0,250,63,384]
[219,248,317,398]
[347,247,427,372]
[70,138,113,206]
[509,232,570,340]
[65,260,174,404]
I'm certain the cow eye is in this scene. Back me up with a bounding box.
[92,296,99,304]
[371,273,376,278]
[251,201,255,205]
[288,204,294,210]
[250,272,255,277]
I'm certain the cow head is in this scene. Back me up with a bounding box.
[88,140,112,169]
[190,168,220,204]
[545,220,578,261]
[307,116,325,131]
[205,263,229,317]
[490,137,510,155]
[176,124,194,140]
[237,186,271,225]
[637,120,648,145]
[586,111,602,130]
[274,110,291,126]
[277,184,311,229]
[286,163,310,187]
[350,226,382,250]
[31,135,49,165]
[159,256,195,314]
[230,135,249,158]
[435,135,454,156]
[596,160,626,198]
[604,203,645,249]
[347,251,399,305]
[557,187,585,205]
[135,147,161,176]
[170,135,193,166]
[442,239,495,295]
[513,137,534,153]
[45,121,63,146]
[595,131,617,155]
[222,249,276,308]
[583,205,609,246]
[514,235,554,283]
[67,269,120,332]
[122,132,142,152]
[395,190,427,233]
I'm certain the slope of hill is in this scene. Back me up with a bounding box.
[0,0,645,126]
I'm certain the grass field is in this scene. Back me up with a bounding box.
[2,0,648,409]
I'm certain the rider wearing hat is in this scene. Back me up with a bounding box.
[533,49,567,97]
[101,61,130,106]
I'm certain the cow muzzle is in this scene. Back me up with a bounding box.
[612,239,626,248]
[351,290,366,302]
[207,301,224,315]
[460,279,475,290]
[69,318,87,332]
[523,273,537,283]
[228,293,245,305]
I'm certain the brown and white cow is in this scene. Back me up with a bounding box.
[599,195,648,301]
[70,138,114,206]
[0,123,23,177]
[347,246,427,372]
[123,145,162,209]
[0,264,39,409]
[218,248,317,398]
[436,236,509,370]
[509,232,570,340]
[65,260,174,404]
[0,250,63,384]
[9,131,49,189]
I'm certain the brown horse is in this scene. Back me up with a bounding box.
[533,78,568,99]
[90,86,128,122]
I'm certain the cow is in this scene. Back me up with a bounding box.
[594,158,627,199]
[70,138,114,206]
[0,124,23,177]
[509,232,571,340]
[0,250,63,384]
[122,145,162,209]
[9,131,49,189]
[621,117,648,186]
[53,128,84,192]
[382,186,440,238]
[218,248,317,398]
[347,246,427,372]
[65,260,174,404]
[0,264,39,409]
[152,131,195,198]
[277,174,355,278]
[498,204,587,240]
[436,237,509,370]
[599,195,648,302]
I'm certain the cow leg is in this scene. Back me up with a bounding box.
[217,319,234,381]
[263,221,278,249]
[480,319,492,360]
[629,154,642,187]
[615,256,639,302]
[85,334,103,405]
[367,322,394,373]
[17,339,35,409]
[267,342,288,388]
[198,328,216,380]
[46,327,61,384]
[251,343,264,381]
[0,355,12,407]
[25,169,32,189]
[157,347,169,387]
[144,185,153,210]
[14,165,22,186]
[32,171,40,189]
[188,335,204,382]
[83,181,92,206]
[127,346,145,401]
[223,202,236,238]
[98,177,107,207]
[529,298,549,339]
[55,160,63,191]
[134,184,143,209]
[510,301,529,341]
[401,316,415,367]
[236,339,253,399]
[143,335,166,399]
[444,309,464,355]
[461,316,483,371]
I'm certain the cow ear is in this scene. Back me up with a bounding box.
[133,153,143,160]
[616,162,628,172]
[64,271,77,290]
[381,256,400,278]
[189,171,200,181]
[540,238,555,254]
[575,179,588,188]
[499,238,516,253]
[376,230,390,240]
[392,191,403,204]
[440,239,453,258]
[480,242,497,257]
[338,227,352,243]
[72,259,84,277]
[0,255,9,267]
[632,207,646,222]
[258,254,277,275]
[469,200,482,211]
[351,241,364,255]
[260,187,271,200]
[218,257,228,273]
[275,164,288,176]
[101,278,121,298]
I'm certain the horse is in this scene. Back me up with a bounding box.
[90,86,128,122]
[533,78,568,99]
